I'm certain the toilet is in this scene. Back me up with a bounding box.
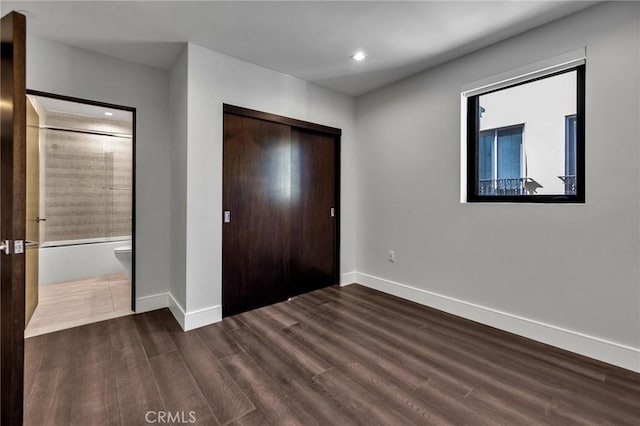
[114,245,133,281]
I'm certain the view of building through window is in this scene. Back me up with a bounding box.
[475,70,577,197]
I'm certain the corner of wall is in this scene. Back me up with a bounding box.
[340,271,358,287]
[168,292,221,331]
[168,292,186,329]
[134,288,221,332]
[169,43,189,310]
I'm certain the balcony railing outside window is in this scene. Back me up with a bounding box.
[559,175,576,195]
[478,178,527,195]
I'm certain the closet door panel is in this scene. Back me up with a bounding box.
[223,114,291,317]
[290,128,337,296]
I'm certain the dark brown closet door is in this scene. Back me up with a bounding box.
[222,114,292,317]
[290,128,337,296]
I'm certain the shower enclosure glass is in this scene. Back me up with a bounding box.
[40,111,132,244]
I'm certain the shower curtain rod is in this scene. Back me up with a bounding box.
[39,125,132,139]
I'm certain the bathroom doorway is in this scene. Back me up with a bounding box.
[24,91,136,337]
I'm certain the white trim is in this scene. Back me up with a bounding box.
[185,305,222,331]
[135,292,169,313]
[340,271,358,286]
[168,293,221,331]
[168,294,186,329]
[460,93,468,203]
[462,47,586,97]
[355,271,640,373]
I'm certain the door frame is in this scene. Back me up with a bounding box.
[26,89,138,312]
[222,104,342,305]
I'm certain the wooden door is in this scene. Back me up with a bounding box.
[290,128,337,296]
[222,113,292,317]
[222,106,340,317]
[25,99,39,326]
[1,11,27,425]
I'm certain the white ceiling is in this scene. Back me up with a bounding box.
[4,1,597,96]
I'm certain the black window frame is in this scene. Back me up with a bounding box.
[466,65,585,203]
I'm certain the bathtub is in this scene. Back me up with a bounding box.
[39,236,132,285]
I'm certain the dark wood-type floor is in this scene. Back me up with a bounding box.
[24,284,640,425]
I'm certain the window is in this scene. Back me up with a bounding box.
[478,125,524,195]
[466,65,585,203]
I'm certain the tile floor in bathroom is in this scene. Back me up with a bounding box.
[24,273,133,338]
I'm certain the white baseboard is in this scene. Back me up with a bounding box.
[340,271,358,286]
[168,293,221,331]
[135,292,169,313]
[354,272,640,373]
[184,305,222,331]
[167,294,186,329]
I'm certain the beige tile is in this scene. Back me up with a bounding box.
[106,272,127,282]
[109,280,133,312]
[26,274,133,338]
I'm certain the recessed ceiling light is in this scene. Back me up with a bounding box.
[104,112,113,116]
[351,51,366,62]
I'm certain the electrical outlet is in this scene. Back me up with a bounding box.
[388,250,395,263]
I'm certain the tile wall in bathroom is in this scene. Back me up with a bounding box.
[41,112,133,242]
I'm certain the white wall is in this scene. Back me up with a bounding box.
[355,2,640,371]
[169,46,189,309]
[170,43,357,329]
[26,36,173,310]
